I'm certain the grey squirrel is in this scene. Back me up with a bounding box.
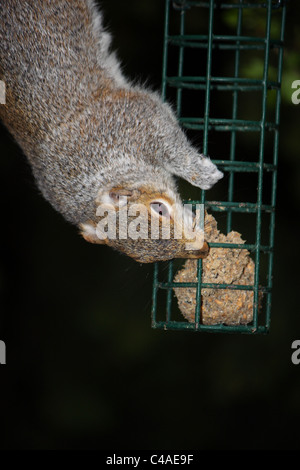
[0,0,223,263]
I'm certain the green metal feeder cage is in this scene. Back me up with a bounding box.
[151,0,287,333]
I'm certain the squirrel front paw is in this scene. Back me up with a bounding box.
[177,154,223,190]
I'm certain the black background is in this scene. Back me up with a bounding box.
[0,0,300,450]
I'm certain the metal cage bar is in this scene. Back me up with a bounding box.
[152,0,287,333]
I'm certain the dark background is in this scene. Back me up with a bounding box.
[0,0,300,450]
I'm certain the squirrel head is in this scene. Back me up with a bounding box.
[79,185,209,263]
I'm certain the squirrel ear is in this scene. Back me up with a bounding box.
[79,221,107,245]
[97,188,141,207]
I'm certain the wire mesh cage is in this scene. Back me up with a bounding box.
[151,0,287,333]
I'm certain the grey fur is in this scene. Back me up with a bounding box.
[0,0,223,262]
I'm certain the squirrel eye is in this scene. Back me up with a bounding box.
[150,201,171,219]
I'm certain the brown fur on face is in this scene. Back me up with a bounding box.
[80,186,209,263]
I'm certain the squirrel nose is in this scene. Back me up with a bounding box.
[183,241,210,259]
